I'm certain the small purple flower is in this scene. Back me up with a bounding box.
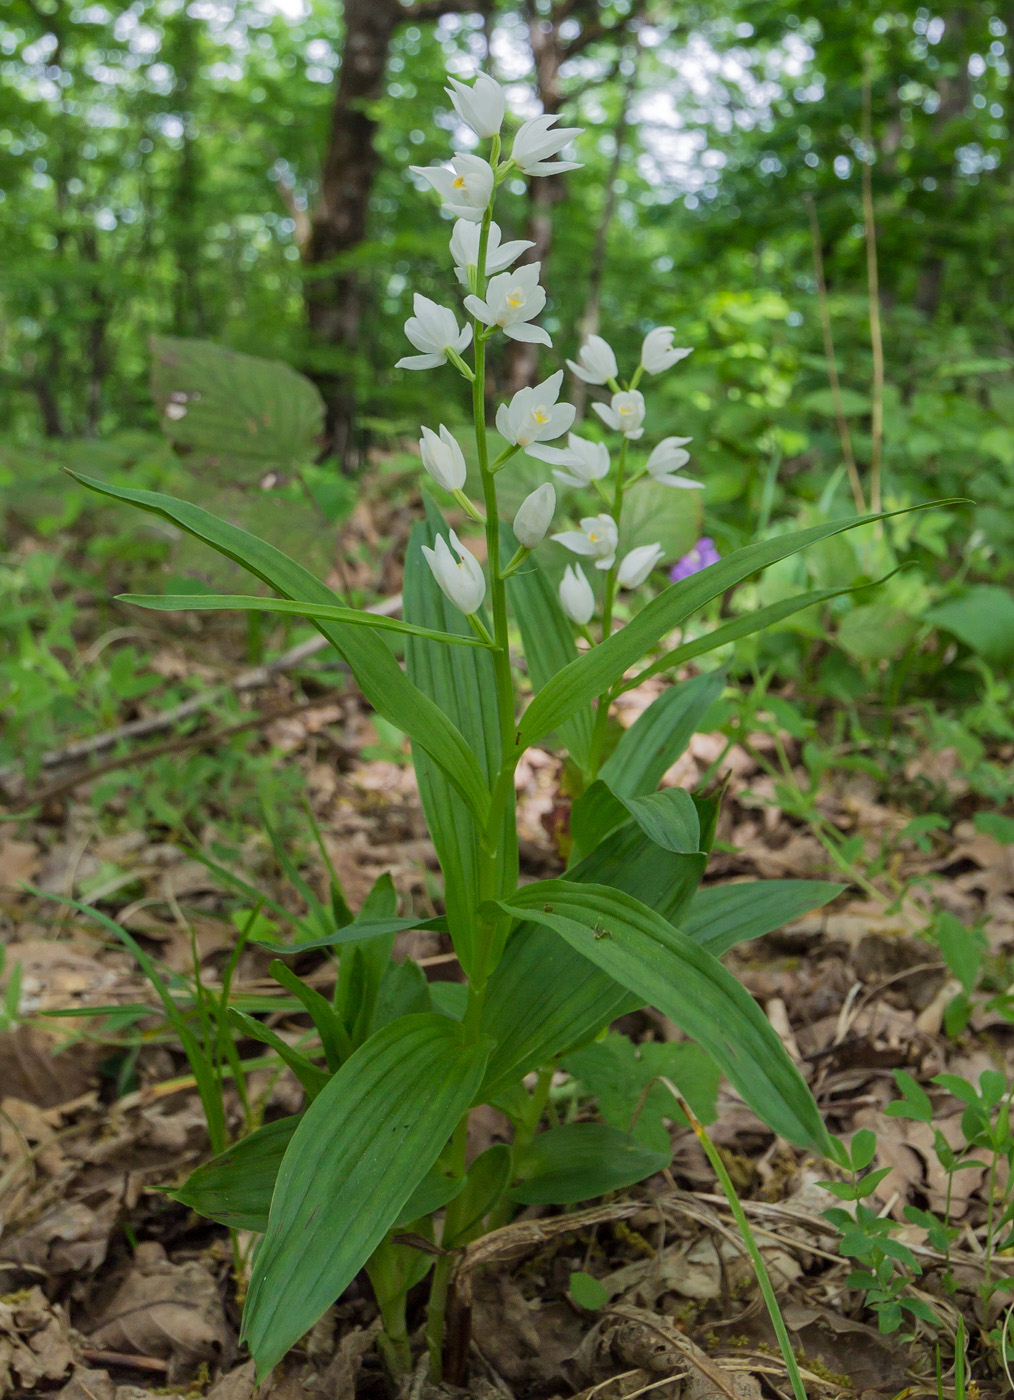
[669,537,720,583]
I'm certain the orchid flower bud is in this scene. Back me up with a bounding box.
[396,295,473,372]
[593,390,646,440]
[513,483,556,549]
[645,436,703,489]
[565,335,617,386]
[421,530,486,615]
[409,153,494,222]
[551,513,618,570]
[617,542,664,589]
[419,425,467,492]
[640,327,692,375]
[512,114,583,176]
[451,220,534,287]
[445,73,506,140]
[559,563,595,625]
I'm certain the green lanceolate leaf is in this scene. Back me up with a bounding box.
[570,783,701,862]
[172,1119,466,1235]
[600,672,725,798]
[66,473,490,827]
[253,912,449,955]
[119,592,489,648]
[226,1009,330,1100]
[404,504,517,979]
[171,1116,299,1232]
[682,880,843,958]
[501,522,594,768]
[517,506,944,748]
[490,882,830,1153]
[242,1014,490,1377]
[268,961,352,1071]
[616,576,901,694]
[478,825,706,1100]
[508,1123,671,1205]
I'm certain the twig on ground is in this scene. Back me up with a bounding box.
[0,592,402,789]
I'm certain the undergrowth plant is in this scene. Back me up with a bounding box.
[71,73,934,1382]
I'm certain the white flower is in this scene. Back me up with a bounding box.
[495,370,575,447]
[464,263,550,345]
[421,529,485,615]
[513,482,556,548]
[409,153,494,222]
[527,432,610,488]
[645,436,703,489]
[565,334,617,386]
[617,542,664,589]
[593,389,646,439]
[396,295,473,371]
[445,73,506,140]
[551,513,618,570]
[450,220,534,286]
[419,425,467,491]
[559,563,595,625]
[640,327,692,375]
[512,114,583,176]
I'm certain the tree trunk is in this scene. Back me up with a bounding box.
[302,0,399,468]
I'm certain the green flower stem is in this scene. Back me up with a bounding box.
[426,1113,470,1379]
[669,1085,809,1400]
[587,435,629,780]
[500,545,529,579]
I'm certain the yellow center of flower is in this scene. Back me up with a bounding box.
[533,406,550,424]
[619,404,632,415]
[506,290,525,308]
[588,532,599,542]
[452,176,467,190]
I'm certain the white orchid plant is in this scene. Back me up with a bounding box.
[71,69,909,1386]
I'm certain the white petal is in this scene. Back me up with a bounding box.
[396,353,445,370]
[505,323,552,345]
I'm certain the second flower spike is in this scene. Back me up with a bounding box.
[421,530,486,616]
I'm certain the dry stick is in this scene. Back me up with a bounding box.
[804,193,866,514]
[7,694,332,813]
[0,592,402,790]
[861,67,885,518]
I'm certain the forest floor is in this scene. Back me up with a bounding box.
[1,479,1013,1400]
